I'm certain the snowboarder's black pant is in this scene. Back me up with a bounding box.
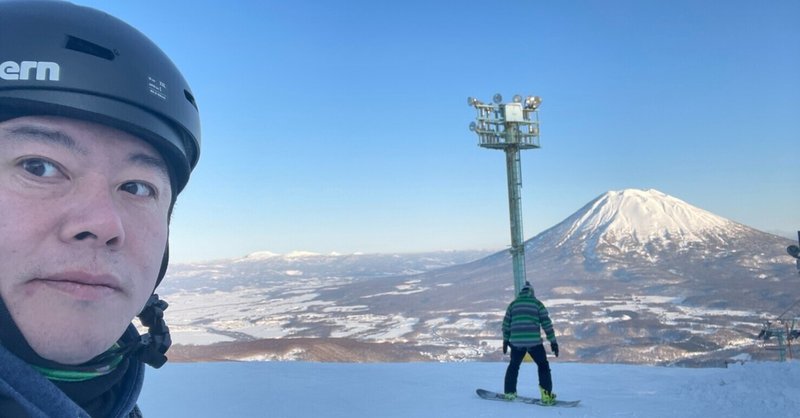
[504,344,552,394]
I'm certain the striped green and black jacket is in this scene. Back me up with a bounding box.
[502,292,556,348]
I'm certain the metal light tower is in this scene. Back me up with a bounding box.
[468,93,542,294]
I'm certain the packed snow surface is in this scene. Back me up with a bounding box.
[138,361,799,417]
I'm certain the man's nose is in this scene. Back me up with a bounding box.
[58,184,125,249]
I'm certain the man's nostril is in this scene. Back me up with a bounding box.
[75,231,95,240]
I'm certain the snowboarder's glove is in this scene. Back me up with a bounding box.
[503,340,509,354]
[551,342,559,357]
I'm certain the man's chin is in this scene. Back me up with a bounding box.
[28,328,125,365]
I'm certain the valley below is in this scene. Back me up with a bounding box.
[159,190,799,366]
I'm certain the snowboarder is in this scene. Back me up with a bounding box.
[502,282,559,405]
[0,1,201,416]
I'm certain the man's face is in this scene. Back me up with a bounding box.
[0,116,172,365]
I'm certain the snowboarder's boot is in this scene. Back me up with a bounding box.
[503,392,517,401]
[539,386,557,406]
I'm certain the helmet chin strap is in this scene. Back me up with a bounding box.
[134,294,171,368]
[134,244,172,368]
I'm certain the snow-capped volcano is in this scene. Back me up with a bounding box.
[523,188,761,267]
[551,189,741,250]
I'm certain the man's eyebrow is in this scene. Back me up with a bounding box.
[128,152,171,183]
[1,124,88,155]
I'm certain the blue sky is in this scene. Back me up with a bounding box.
[74,1,799,262]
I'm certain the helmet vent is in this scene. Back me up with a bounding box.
[65,35,116,61]
[184,89,197,110]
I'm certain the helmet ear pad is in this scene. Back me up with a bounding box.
[155,243,170,290]
[156,188,179,290]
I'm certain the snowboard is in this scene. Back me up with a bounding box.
[476,388,580,407]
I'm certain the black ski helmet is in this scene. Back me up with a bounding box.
[519,282,533,297]
[0,0,200,193]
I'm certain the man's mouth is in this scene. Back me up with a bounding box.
[34,272,121,301]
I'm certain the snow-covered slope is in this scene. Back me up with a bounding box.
[138,361,800,418]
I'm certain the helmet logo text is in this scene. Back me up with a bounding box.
[0,61,61,81]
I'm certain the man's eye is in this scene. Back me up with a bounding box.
[120,181,156,197]
[22,159,60,178]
